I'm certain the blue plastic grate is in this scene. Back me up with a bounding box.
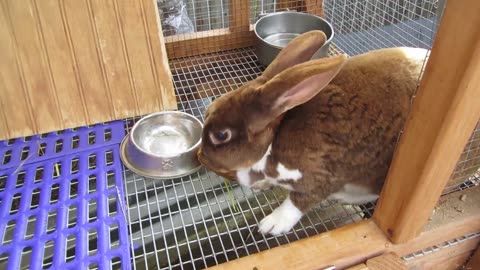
[0,121,125,171]
[0,145,131,270]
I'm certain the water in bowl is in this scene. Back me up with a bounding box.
[142,125,193,156]
[263,33,300,47]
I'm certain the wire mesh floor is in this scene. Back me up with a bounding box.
[122,47,376,270]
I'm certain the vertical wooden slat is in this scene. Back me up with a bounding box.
[229,0,250,32]
[63,0,114,124]
[373,0,480,243]
[142,0,176,111]
[116,0,163,115]
[466,245,480,270]
[35,0,88,127]
[6,0,62,134]
[90,0,139,118]
[0,3,34,138]
[0,0,176,140]
[0,98,8,138]
[305,0,324,17]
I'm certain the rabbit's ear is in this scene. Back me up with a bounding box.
[249,54,347,134]
[261,30,328,79]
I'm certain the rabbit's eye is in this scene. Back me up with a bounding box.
[209,129,232,145]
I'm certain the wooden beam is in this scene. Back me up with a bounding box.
[346,264,369,270]
[466,245,480,270]
[164,29,255,59]
[373,0,480,243]
[366,253,407,270]
[229,0,250,32]
[405,237,480,270]
[206,187,480,270]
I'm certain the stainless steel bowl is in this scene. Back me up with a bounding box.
[120,111,203,179]
[254,11,334,67]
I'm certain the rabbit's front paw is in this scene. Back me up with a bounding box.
[258,197,303,235]
[250,179,274,192]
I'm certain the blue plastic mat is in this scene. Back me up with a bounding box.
[0,122,131,270]
[0,121,125,171]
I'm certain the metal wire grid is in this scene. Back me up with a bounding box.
[445,121,480,191]
[125,1,480,268]
[402,232,480,262]
[122,47,375,270]
[157,0,229,36]
[156,0,321,37]
[0,144,130,270]
[324,0,443,55]
[324,0,480,193]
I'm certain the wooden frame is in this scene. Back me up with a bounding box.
[208,187,480,269]
[205,0,480,268]
[373,0,480,243]
[164,0,324,59]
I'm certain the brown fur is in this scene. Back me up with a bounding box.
[197,30,425,214]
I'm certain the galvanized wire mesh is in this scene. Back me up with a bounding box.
[122,47,376,270]
[445,122,480,192]
[325,0,480,193]
[324,0,443,55]
[124,0,480,269]
[157,0,324,59]
[402,232,480,262]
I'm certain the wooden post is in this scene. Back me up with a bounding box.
[373,0,480,243]
[229,0,250,33]
[305,0,324,17]
[466,245,480,270]
[366,253,407,270]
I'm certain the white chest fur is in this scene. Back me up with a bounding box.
[236,144,303,188]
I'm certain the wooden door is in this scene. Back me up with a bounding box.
[0,0,177,140]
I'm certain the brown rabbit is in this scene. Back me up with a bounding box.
[197,30,428,235]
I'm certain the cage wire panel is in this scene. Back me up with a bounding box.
[158,0,325,59]
[444,121,480,193]
[123,48,375,270]
[125,0,479,269]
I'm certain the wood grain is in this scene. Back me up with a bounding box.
[90,0,139,118]
[346,264,369,270]
[229,0,249,32]
[366,253,407,270]
[63,0,114,124]
[142,0,177,111]
[165,28,256,59]
[0,0,176,140]
[373,0,480,243]
[6,0,62,132]
[116,0,163,115]
[35,0,88,127]
[0,2,35,138]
